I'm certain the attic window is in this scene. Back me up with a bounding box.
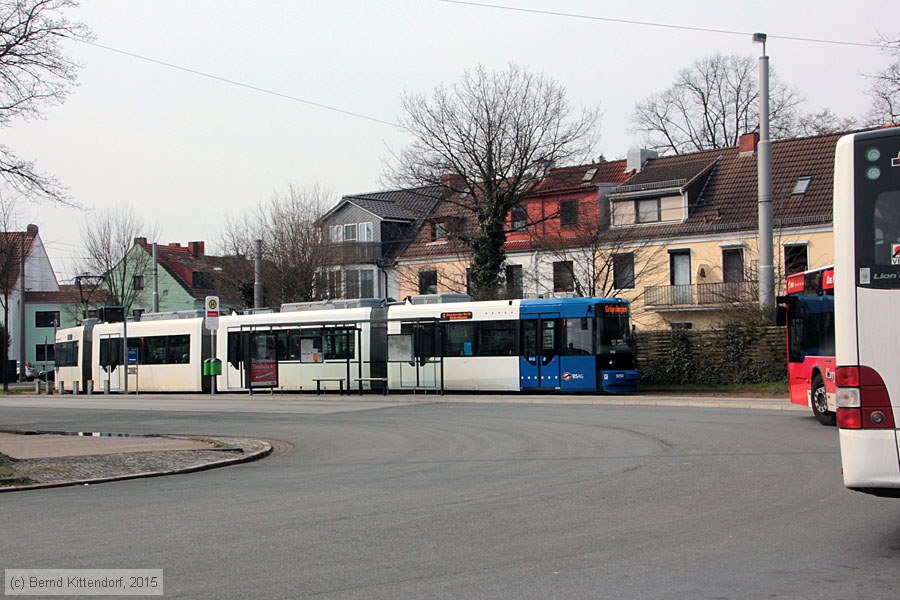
[582,168,598,183]
[791,176,812,195]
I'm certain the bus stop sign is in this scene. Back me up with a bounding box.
[205,296,220,331]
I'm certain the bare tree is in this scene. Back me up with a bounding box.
[215,183,332,307]
[865,33,900,126]
[0,0,90,204]
[78,205,156,311]
[391,63,601,300]
[796,108,858,137]
[630,53,804,154]
[0,192,22,389]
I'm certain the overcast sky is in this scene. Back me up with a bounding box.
[3,0,892,281]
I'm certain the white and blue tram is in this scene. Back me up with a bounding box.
[54,295,640,394]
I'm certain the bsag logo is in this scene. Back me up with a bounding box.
[563,372,584,381]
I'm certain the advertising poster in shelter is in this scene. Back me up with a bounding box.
[248,332,278,388]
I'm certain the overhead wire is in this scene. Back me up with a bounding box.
[437,0,881,48]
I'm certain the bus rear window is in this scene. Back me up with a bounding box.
[854,136,900,288]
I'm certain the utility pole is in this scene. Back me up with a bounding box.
[754,32,775,315]
[254,239,263,309]
[18,232,25,382]
[152,242,159,312]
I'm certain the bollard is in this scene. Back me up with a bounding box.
[87,380,94,395]
[73,381,80,395]
[35,380,41,394]
[103,380,110,395]
[47,380,54,395]
[58,381,65,395]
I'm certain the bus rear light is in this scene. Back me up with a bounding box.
[836,387,860,408]
[836,366,860,387]
[837,408,862,429]
[835,365,894,429]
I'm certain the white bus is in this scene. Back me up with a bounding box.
[834,126,900,497]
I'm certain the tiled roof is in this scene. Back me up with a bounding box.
[614,153,720,193]
[25,284,82,304]
[0,225,39,284]
[532,159,633,194]
[398,130,849,260]
[342,185,445,222]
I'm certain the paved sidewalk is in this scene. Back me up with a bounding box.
[0,430,273,492]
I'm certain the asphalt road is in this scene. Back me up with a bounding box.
[1,397,897,599]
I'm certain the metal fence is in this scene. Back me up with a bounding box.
[644,281,758,307]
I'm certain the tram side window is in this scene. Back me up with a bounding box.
[55,341,79,367]
[140,335,191,365]
[478,320,516,356]
[275,330,305,361]
[324,328,355,360]
[168,335,190,364]
[445,322,475,356]
[399,323,438,361]
[564,318,593,355]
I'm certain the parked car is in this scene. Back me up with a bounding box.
[16,361,37,381]
[37,368,55,381]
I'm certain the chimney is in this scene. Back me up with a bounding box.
[627,148,658,173]
[739,132,759,156]
[134,237,147,246]
[439,173,466,191]
[188,241,205,258]
[25,224,38,239]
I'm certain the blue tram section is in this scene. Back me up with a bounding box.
[519,298,639,393]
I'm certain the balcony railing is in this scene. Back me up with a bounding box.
[644,281,759,308]
[324,242,382,265]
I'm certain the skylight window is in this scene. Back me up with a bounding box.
[791,176,812,195]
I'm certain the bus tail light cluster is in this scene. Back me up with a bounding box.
[835,366,895,430]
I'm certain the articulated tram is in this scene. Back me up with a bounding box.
[55,295,640,395]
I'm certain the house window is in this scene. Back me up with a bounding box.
[343,223,357,242]
[613,253,635,289]
[553,261,575,293]
[505,264,523,298]
[560,200,578,228]
[431,221,449,241]
[330,225,343,243]
[327,271,342,298]
[358,222,373,242]
[511,205,528,231]
[192,272,213,289]
[35,311,60,328]
[637,198,661,223]
[345,269,360,298]
[360,270,374,298]
[723,249,744,283]
[419,270,438,294]
[784,244,808,275]
[132,275,144,291]
[669,250,691,287]
[36,344,55,361]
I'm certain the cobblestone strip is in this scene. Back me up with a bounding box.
[0,436,272,492]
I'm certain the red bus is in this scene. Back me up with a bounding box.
[776,266,836,425]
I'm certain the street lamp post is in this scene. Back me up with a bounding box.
[754,32,775,315]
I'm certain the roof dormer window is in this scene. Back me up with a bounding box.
[791,176,812,195]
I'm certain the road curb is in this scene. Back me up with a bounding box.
[0,435,273,493]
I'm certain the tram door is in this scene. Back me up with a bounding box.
[520,314,561,389]
[98,333,124,392]
[396,322,440,390]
